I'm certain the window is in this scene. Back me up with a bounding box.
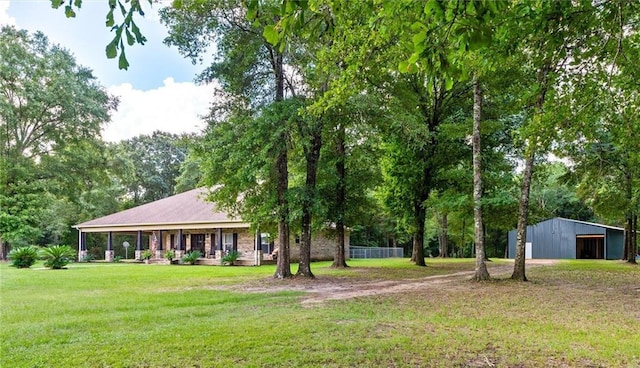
[223,233,234,253]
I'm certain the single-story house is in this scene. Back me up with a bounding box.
[507,217,624,260]
[74,188,349,265]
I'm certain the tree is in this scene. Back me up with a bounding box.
[506,2,596,281]
[161,0,297,278]
[0,26,115,257]
[113,131,191,206]
[472,79,489,280]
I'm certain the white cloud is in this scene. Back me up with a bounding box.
[0,2,16,26]
[105,78,216,142]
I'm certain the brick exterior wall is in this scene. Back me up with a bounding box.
[150,227,348,264]
[288,230,350,262]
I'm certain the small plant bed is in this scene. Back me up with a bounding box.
[8,246,39,268]
[181,250,202,265]
[40,245,76,269]
[221,250,240,266]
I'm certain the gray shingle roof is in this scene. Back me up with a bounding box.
[75,188,241,229]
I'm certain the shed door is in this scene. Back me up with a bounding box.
[525,242,532,259]
[576,235,604,259]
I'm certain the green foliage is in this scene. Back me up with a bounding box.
[181,250,202,265]
[80,253,96,263]
[50,0,151,70]
[221,250,240,266]
[8,246,39,268]
[164,250,175,262]
[0,26,114,248]
[112,255,123,263]
[112,131,191,206]
[141,250,153,261]
[39,245,75,269]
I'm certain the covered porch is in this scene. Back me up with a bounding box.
[74,189,269,266]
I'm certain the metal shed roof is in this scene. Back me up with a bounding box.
[554,217,624,231]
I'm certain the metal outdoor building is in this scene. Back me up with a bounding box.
[507,217,624,260]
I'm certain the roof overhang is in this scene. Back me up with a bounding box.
[75,221,250,233]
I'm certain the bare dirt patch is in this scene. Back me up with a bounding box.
[226,259,559,306]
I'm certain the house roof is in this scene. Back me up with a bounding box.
[75,188,248,232]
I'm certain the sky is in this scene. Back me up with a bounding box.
[0,0,215,142]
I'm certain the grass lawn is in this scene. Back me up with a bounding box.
[1,258,639,367]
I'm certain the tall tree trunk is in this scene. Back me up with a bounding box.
[273,51,292,279]
[0,237,6,261]
[460,217,465,258]
[625,212,637,264]
[512,62,550,281]
[296,124,322,278]
[623,215,631,261]
[331,123,348,268]
[511,148,535,281]
[632,214,638,263]
[623,172,637,263]
[438,212,448,258]
[472,79,489,281]
[412,204,427,266]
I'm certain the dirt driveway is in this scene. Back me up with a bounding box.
[237,259,559,306]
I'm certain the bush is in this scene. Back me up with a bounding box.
[222,250,240,266]
[113,255,123,263]
[8,246,39,268]
[40,245,76,269]
[164,250,175,262]
[81,253,96,263]
[181,250,202,265]
[141,250,153,261]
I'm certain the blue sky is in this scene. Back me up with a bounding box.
[1,0,215,141]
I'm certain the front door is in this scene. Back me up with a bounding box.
[190,234,205,255]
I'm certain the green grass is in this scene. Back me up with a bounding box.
[1,259,638,367]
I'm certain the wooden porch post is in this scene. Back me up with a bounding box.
[105,231,114,262]
[209,232,216,258]
[135,230,143,260]
[156,230,164,259]
[77,230,85,262]
[255,227,261,266]
[216,228,223,259]
[175,229,184,259]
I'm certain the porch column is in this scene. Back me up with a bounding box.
[135,230,143,260]
[105,231,114,262]
[175,229,184,259]
[78,230,87,262]
[156,230,164,259]
[254,227,261,266]
[216,228,223,259]
[209,232,216,258]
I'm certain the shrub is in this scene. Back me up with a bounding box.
[141,250,153,261]
[8,246,39,268]
[164,250,175,262]
[81,253,96,263]
[181,250,202,265]
[113,255,123,263]
[40,245,76,269]
[222,250,240,266]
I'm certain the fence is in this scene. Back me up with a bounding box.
[349,246,404,259]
